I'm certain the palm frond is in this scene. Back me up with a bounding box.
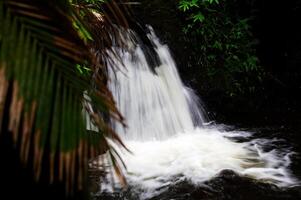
[0,0,129,194]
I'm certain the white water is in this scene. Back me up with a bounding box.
[107,27,208,141]
[101,26,298,198]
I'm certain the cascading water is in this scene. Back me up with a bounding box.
[100,26,298,198]
[107,26,207,141]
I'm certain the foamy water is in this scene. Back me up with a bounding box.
[100,127,297,197]
[97,26,299,198]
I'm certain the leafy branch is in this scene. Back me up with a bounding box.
[0,0,130,194]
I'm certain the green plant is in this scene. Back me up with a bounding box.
[0,0,128,193]
[179,0,263,97]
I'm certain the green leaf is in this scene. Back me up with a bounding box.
[192,12,205,23]
[0,0,128,193]
[179,0,200,11]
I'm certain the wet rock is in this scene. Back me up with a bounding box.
[286,186,301,197]
[94,170,301,200]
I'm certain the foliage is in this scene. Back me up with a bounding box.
[0,0,129,194]
[178,0,263,97]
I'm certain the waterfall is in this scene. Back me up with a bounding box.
[108,26,207,141]
[100,26,298,198]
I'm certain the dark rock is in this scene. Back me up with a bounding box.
[94,171,301,200]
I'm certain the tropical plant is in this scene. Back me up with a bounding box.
[0,0,129,194]
[178,0,264,97]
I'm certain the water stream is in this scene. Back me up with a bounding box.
[97,26,299,199]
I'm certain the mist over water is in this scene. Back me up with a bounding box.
[101,26,298,198]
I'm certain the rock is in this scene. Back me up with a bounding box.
[94,171,301,200]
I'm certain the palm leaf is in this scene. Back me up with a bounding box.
[0,0,130,194]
